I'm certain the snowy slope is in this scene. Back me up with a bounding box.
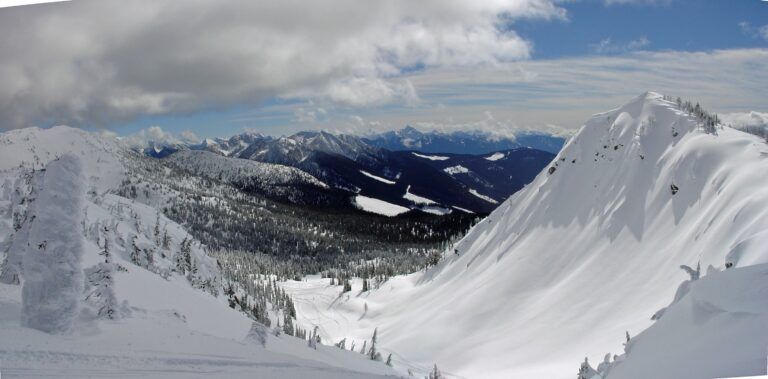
[165,149,329,189]
[0,128,397,378]
[0,125,126,193]
[282,92,768,378]
[604,263,768,379]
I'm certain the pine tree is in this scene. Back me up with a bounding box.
[368,328,381,361]
[429,364,443,379]
[283,313,294,336]
[162,229,171,250]
[130,235,141,266]
[154,213,161,243]
[385,353,392,366]
[86,231,120,321]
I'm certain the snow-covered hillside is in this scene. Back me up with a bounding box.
[166,150,329,189]
[282,92,768,378]
[0,128,396,377]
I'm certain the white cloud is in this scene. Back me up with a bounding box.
[0,0,565,129]
[590,37,650,54]
[308,48,768,135]
[603,0,672,5]
[119,126,199,148]
[720,111,768,129]
[739,21,768,42]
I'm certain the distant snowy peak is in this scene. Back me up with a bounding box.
[237,130,379,166]
[364,126,566,154]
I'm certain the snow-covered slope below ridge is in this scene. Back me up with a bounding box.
[0,127,396,377]
[0,125,126,193]
[166,149,329,188]
[282,92,768,378]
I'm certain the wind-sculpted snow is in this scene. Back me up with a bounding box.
[283,92,768,378]
[599,263,768,379]
[165,150,329,189]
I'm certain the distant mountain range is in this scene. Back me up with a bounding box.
[133,128,559,215]
[363,126,566,154]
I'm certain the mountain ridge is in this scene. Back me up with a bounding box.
[281,92,768,378]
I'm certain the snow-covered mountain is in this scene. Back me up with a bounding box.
[191,131,271,157]
[364,125,567,154]
[237,130,380,166]
[135,129,555,215]
[281,92,768,378]
[0,127,397,378]
[399,148,555,203]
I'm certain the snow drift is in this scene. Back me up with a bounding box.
[284,92,768,378]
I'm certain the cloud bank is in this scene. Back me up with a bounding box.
[0,0,565,129]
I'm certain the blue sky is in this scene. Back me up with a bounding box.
[0,0,766,140]
[516,0,768,58]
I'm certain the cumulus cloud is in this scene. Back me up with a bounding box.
[590,37,650,54]
[739,21,768,42]
[119,126,200,148]
[0,0,565,129]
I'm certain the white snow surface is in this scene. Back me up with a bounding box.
[167,150,329,188]
[607,263,768,379]
[443,165,470,175]
[0,126,396,378]
[0,126,125,193]
[359,170,396,185]
[353,195,410,217]
[411,152,449,161]
[282,92,768,378]
[485,152,505,161]
[403,185,436,205]
[468,188,498,204]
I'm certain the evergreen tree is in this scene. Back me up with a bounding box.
[130,235,141,266]
[283,313,294,336]
[153,213,161,243]
[162,229,171,250]
[86,233,120,321]
[429,364,444,379]
[368,327,381,361]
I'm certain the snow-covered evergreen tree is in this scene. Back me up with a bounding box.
[368,327,382,361]
[246,321,268,347]
[0,172,38,285]
[429,364,444,379]
[129,234,141,266]
[85,226,121,320]
[20,155,86,333]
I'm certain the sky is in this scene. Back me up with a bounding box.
[0,0,766,142]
